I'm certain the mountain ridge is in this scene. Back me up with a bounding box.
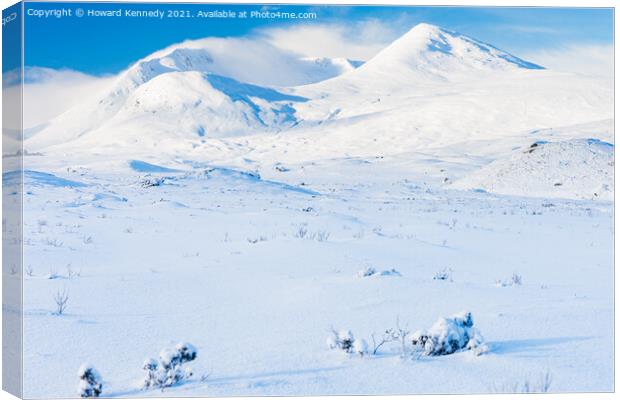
[25,23,612,156]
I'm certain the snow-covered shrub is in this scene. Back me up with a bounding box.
[495,273,523,287]
[369,318,412,356]
[326,334,337,350]
[314,230,331,242]
[410,311,488,356]
[370,329,398,355]
[141,177,165,188]
[357,267,401,278]
[353,338,368,357]
[433,268,453,281]
[379,268,401,277]
[493,371,552,393]
[274,163,290,172]
[327,329,355,353]
[247,236,267,244]
[78,364,103,398]
[141,358,159,390]
[54,289,69,315]
[295,225,309,239]
[142,342,198,390]
[294,224,330,242]
[357,267,377,278]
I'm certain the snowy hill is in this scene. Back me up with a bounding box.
[115,71,308,137]
[452,138,614,201]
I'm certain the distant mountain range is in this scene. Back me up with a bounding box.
[25,23,611,164]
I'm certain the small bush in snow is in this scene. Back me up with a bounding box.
[295,225,309,239]
[357,267,401,278]
[78,364,103,398]
[327,329,356,353]
[379,268,401,277]
[352,338,368,357]
[314,230,330,242]
[370,329,399,355]
[142,342,198,390]
[495,273,523,287]
[66,264,77,279]
[44,238,63,247]
[493,371,552,393]
[274,163,290,172]
[142,358,159,390]
[370,317,411,356]
[54,289,69,315]
[357,267,377,278]
[247,236,267,244]
[410,311,488,356]
[294,224,330,242]
[433,268,453,281]
[141,177,165,188]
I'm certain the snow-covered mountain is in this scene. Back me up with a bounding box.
[361,23,542,76]
[287,25,610,153]
[24,23,613,201]
[25,37,361,150]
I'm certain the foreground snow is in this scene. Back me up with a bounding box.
[17,158,613,396]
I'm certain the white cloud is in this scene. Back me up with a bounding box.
[22,68,115,129]
[523,44,613,78]
[133,36,366,87]
[257,20,402,61]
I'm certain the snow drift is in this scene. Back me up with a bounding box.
[452,139,614,201]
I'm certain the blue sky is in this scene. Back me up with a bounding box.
[22,2,613,76]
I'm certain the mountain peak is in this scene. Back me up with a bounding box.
[356,23,544,79]
[406,22,443,35]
